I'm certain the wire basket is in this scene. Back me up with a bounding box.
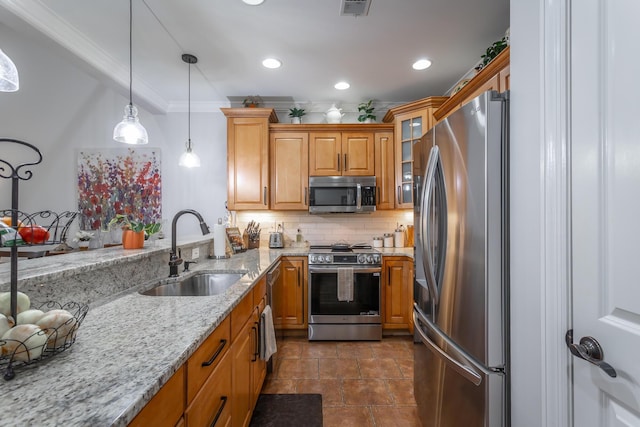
[0,301,89,380]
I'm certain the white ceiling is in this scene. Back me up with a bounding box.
[0,0,509,113]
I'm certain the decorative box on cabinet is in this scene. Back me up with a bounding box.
[383,97,448,208]
[382,256,414,332]
[222,108,278,211]
[433,46,510,122]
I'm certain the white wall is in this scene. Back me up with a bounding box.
[0,22,228,237]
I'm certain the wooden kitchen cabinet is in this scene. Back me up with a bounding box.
[382,256,414,332]
[374,131,395,210]
[230,276,267,427]
[270,132,309,210]
[280,256,307,329]
[383,97,448,209]
[433,46,510,122]
[185,351,232,427]
[128,366,185,427]
[222,108,278,211]
[309,131,375,176]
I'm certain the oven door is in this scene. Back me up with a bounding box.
[308,266,381,324]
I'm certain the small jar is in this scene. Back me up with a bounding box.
[383,233,394,248]
[372,237,383,248]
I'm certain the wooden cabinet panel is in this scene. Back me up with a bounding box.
[231,317,254,427]
[375,131,395,210]
[342,132,375,175]
[270,132,309,210]
[186,316,231,404]
[280,257,307,329]
[231,289,254,340]
[382,257,414,332]
[185,351,231,427]
[309,132,341,175]
[222,108,278,211]
[499,64,510,92]
[129,366,185,427]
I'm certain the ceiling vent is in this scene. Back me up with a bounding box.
[340,0,371,16]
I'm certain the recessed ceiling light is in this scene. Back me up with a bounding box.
[334,81,350,90]
[262,58,281,69]
[412,59,432,70]
[242,0,264,5]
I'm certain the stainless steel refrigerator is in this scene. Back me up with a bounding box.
[413,90,509,427]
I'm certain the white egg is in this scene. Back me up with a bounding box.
[36,309,76,349]
[16,309,45,325]
[1,324,48,362]
[0,291,30,317]
[0,313,14,337]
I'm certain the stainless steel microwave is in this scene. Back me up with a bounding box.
[308,176,376,214]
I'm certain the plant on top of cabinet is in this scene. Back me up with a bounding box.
[243,95,262,108]
[357,100,376,123]
[476,37,508,71]
[288,107,306,124]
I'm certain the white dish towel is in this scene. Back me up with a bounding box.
[337,267,354,302]
[260,305,277,361]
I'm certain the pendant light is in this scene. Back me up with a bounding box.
[0,49,19,92]
[113,0,148,145]
[178,53,201,168]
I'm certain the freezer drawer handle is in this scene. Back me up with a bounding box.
[565,329,617,378]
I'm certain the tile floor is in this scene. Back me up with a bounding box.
[261,335,421,427]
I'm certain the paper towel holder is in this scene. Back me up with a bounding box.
[208,218,231,259]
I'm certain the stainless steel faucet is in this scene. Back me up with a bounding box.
[169,209,210,277]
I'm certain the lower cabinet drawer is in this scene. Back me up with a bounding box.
[185,350,232,427]
[129,366,185,427]
[187,316,231,404]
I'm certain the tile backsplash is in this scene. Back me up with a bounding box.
[235,210,413,247]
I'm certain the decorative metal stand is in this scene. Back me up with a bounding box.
[0,138,87,380]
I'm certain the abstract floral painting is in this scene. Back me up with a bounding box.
[77,148,161,230]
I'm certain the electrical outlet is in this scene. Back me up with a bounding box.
[192,247,200,259]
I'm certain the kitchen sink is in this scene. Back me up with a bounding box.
[140,273,243,297]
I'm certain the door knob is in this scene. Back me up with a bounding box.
[565,329,617,378]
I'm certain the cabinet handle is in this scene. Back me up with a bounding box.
[304,187,308,206]
[263,187,267,205]
[298,268,301,287]
[344,154,347,171]
[210,396,228,427]
[337,153,340,171]
[201,339,227,367]
[252,323,259,362]
[397,186,402,205]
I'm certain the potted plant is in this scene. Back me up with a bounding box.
[108,214,161,249]
[288,107,306,124]
[357,100,376,123]
[475,37,508,71]
[73,230,94,251]
[242,95,261,108]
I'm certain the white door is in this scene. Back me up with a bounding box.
[571,0,640,424]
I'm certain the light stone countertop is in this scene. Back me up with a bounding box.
[0,242,411,426]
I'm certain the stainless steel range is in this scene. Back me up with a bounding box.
[308,244,382,341]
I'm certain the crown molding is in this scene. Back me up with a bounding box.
[0,0,169,113]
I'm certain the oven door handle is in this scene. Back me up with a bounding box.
[309,266,381,274]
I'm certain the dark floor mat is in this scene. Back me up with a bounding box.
[249,393,323,427]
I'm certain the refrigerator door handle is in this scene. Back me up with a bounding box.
[414,304,500,384]
[420,146,442,305]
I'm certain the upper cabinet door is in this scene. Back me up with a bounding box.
[222,108,277,211]
[341,132,375,176]
[309,132,342,176]
[270,132,309,210]
[375,131,395,210]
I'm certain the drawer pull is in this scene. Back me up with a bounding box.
[251,323,259,362]
[201,339,227,367]
[210,396,228,427]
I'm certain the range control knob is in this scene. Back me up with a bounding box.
[366,255,374,263]
[310,255,317,263]
[324,255,332,263]
[373,254,381,264]
[358,254,366,264]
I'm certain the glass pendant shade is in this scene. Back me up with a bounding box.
[114,0,148,144]
[0,49,19,92]
[113,103,148,145]
[178,141,201,168]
